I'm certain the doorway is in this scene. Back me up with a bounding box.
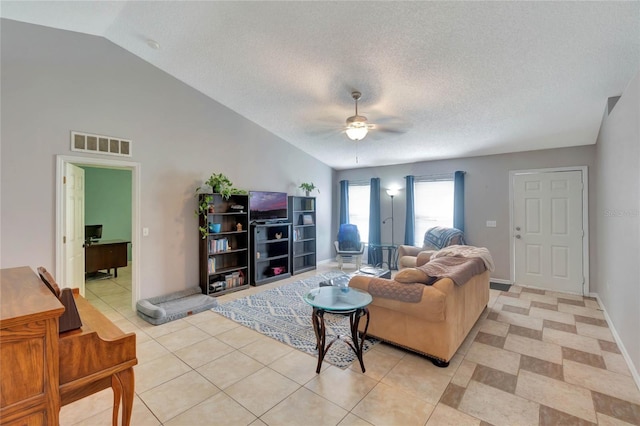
[510,167,589,295]
[56,155,141,309]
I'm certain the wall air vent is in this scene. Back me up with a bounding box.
[70,131,132,157]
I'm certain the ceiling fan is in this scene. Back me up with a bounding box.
[343,91,407,142]
[345,91,374,141]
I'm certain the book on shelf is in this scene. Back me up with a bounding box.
[210,238,229,253]
[208,257,216,273]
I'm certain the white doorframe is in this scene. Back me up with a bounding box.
[56,155,141,309]
[509,166,589,295]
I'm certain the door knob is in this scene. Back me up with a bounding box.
[516,226,521,231]
[515,234,521,239]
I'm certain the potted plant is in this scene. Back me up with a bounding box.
[202,172,248,199]
[299,182,319,196]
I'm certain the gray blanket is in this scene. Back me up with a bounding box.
[417,256,486,286]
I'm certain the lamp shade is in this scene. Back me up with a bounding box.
[346,125,368,141]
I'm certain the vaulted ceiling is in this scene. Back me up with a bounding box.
[2,1,639,169]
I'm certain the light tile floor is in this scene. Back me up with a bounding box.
[61,263,640,425]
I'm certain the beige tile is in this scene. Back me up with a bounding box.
[270,348,325,385]
[69,396,161,426]
[558,303,605,319]
[426,403,481,426]
[338,413,374,425]
[347,344,400,381]
[144,318,191,339]
[305,365,378,410]
[136,339,170,365]
[59,388,113,425]
[515,370,596,422]
[458,381,539,426]
[261,387,348,426]
[592,390,640,425]
[370,342,408,359]
[215,324,264,348]
[225,367,299,416]
[518,291,559,305]
[465,342,521,375]
[174,336,235,368]
[380,355,453,404]
[240,336,294,365]
[352,382,434,426]
[164,392,256,426]
[451,360,477,388]
[543,327,601,355]
[563,360,640,405]
[139,370,219,422]
[519,354,564,381]
[596,412,638,426]
[471,364,518,394]
[562,346,606,369]
[584,299,601,310]
[194,314,241,336]
[529,306,575,325]
[182,309,220,325]
[134,353,192,393]
[492,310,544,330]
[546,290,584,301]
[576,321,615,342]
[197,350,264,389]
[478,318,510,337]
[496,294,531,309]
[155,325,210,352]
[504,333,563,364]
[543,319,577,334]
[603,351,633,376]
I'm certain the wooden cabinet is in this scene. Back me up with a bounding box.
[250,222,291,285]
[289,196,317,275]
[0,267,64,426]
[198,193,250,295]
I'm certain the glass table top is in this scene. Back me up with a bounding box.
[304,286,372,312]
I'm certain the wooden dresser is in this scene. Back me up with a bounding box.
[0,266,137,425]
[0,266,65,425]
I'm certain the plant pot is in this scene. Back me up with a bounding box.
[209,223,221,233]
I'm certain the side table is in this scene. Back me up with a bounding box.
[303,286,372,373]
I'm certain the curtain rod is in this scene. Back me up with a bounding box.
[415,172,456,181]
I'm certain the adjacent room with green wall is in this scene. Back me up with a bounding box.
[82,167,132,260]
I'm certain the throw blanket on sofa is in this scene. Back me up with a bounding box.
[432,245,495,272]
[417,256,487,286]
[423,227,466,250]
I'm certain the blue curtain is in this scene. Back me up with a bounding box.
[368,178,381,265]
[404,175,415,245]
[453,171,465,232]
[339,180,349,225]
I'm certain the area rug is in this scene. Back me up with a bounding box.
[211,270,379,369]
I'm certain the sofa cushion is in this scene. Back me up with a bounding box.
[395,267,436,285]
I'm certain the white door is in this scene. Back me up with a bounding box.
[64,163,85,296]
[513,170,584,294]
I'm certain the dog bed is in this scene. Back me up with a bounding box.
[136,287,217,325]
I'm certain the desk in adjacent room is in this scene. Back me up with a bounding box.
[85,239,130,278]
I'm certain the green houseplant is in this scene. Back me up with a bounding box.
[299,182,319,196]
[195,173,247,239]
[195,195,213,239]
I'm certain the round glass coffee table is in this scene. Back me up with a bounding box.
[304,286,373,373]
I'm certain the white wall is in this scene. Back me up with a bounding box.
[335,145,597,282]
[0,19,333,298]
[594,69,640,380]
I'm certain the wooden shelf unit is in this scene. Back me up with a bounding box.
[250,222,292,285]
[289,196,317,275]
[198,193,250,296]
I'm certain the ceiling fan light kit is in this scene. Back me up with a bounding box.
[346,91,372,141]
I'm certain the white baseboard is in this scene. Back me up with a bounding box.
[592,292,640,391]
[490,277,513,285]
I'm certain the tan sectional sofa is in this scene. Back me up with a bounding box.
[349,269,490,366]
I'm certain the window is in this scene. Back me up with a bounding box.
[348,184,370,243]
[414,179,454,245]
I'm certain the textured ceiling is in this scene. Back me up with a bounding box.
[2,1,639,170]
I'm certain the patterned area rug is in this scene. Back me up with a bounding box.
[211,270,379,368]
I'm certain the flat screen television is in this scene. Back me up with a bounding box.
[85,224,103,241]
[249,191,288,222]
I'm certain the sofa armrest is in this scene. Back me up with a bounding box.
[416,250,436,267]
[349,275,447,322]
[398,245,423,258]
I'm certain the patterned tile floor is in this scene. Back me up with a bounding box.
[61,263,640,425]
